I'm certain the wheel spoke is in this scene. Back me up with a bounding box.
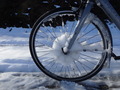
[37,52,51,57]
[69,21,77,36]
[80,53,100,60]
[79,56,96,65]
[78,27,96,39]
[73,61,82,75]
[79,34,100,44]
[82,40,102,46]
[48,61,56,71]
[70,56,88,74]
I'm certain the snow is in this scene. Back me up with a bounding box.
[0,72,86,90]
[54,5,61,8]
[0,27,86,90]
[0,22,120,89]
[0,28,39,72]
[52,33,81,65]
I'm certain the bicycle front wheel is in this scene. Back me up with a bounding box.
[29,8,112,82]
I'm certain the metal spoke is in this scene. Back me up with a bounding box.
[76,59,93,70]
[82,40,102,46]
[42,24,56,39]
[36,34,45,39]
[73,61,82,76]
[47,23,65,47]
[80,53,100,60]
[59,65,63,72]
[47,60,55,68]
[35,45,51,50]
[78,27,96,39]
[37,49,53,52]
[48,61,56,71]
[38,29,50,38]
[35,36,62,48]
[72,67,77,76]
[69,20,77,36]
[67,66,71,78]
[82,23,91,33]
[88,50,102,54]
[77,23,91,39]
[42,58,54,62]
[37,52,51,57]
[79,34,100,44]
[49,23,58,38]
[75,59,88,74]
[42,59,55,68]
[52,63,58,73]
[35,38,52,47]
[70,56,88,74]
[55,64,58,73]
[79,56,96,65]
[64,67,67,77]
[46,28,56,39]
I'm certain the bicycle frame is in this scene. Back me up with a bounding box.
[65,0,120,53]
[97,0,120,30]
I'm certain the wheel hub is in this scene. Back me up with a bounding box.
[61,47,68,55]
[51,33,81,66]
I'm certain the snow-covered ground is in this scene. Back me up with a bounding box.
[0,28,39,72]
[0,24,120,90]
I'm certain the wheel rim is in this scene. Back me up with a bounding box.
[31,11,108,80]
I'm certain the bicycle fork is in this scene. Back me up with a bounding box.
[63,0,120,61]
[63,0,94,54]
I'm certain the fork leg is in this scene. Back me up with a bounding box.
[66,1,94,53]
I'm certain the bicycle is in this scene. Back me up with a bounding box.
[29,0,120,82]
